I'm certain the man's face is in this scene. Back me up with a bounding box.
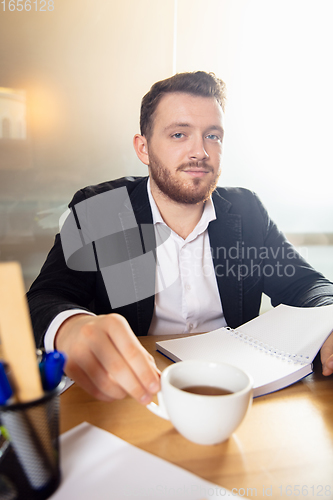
[147,92,224,204]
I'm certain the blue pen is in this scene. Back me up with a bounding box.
[40,351,66,391]
[0,362,13,405]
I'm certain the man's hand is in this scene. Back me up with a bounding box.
[320,330,333,376]
[55,313,161,403]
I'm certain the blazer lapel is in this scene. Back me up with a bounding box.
[125,178,155,336]
[209,192,243,328]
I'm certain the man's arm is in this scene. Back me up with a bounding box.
[259,198,333,375]
[244,192,333,376]
[27,180,162,402]
[27,235,161,403]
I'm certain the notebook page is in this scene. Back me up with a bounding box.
[157,329,307,394]
[236,304,333,358]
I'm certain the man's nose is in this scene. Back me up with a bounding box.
[188,136,209,161]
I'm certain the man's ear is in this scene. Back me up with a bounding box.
[133,134,149,166]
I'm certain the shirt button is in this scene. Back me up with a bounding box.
[185,284,191,291]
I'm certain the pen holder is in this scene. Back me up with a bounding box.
[0,379,65,500]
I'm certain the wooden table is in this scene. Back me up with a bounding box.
[60,335,333,499]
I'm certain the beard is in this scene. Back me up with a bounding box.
[148,152,221,205]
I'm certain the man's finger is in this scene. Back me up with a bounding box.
[91,330,156,404]
[64,357,120,402]
[322,353,333,376]
[102,314,161,394]
[320,331,333,376]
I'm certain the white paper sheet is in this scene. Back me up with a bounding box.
[50,422,239,499]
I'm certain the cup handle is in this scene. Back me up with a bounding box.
[146,391,170,420]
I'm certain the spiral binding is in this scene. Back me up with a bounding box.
[224,327,309,365]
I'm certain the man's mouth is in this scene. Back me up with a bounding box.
[182,170,210,177]
[180,166,212,177]
[178,163,213,177]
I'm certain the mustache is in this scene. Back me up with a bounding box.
[177,162,214,172]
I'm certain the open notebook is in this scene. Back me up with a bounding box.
[156,304,333,397]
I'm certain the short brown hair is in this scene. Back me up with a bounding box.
[140,71,226,140]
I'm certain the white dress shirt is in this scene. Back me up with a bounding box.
[147,178,226,335]
[44,179,226,350]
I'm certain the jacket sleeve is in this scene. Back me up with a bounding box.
[253,193,333,308]
[27,233,98,348]
[27,188,98,348]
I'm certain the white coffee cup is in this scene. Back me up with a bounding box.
[146,360,253,445]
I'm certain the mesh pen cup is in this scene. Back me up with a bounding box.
[0,380,64,500]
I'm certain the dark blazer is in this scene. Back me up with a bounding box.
[27,176,333,348]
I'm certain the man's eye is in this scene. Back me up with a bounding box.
[206,134,221,141]
[171,133,184,139]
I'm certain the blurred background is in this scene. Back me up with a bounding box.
[0,0,332,304]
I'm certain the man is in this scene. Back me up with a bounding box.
[27,71,333,405]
